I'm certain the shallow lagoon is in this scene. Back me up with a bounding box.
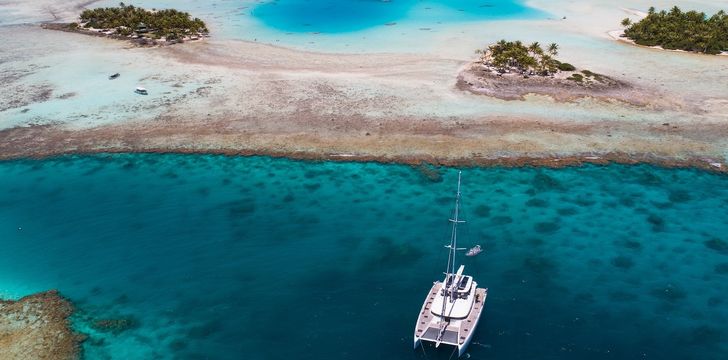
[87,0,547,52]
[252,0,542,33]
[0,154,726,359]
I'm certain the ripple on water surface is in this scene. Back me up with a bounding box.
[0,155,727,359]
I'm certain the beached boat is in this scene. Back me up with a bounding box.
[413,171,487,357]
[134,87,148,95]
[109,73,120,80]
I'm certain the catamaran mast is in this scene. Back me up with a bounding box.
[448,171,464,276]
[436,171,466,344]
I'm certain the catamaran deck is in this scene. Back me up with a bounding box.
[415,282,487,347]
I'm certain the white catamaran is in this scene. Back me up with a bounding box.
[413,171,487,357]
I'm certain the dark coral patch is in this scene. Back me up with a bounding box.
[647,213,665,231]
[473,204,491,217]
[707,297,723,307]
[650,285,686,302]
[534,221,559,234]
[616,239,642,251]
[415,163,443,183]
[304,183,321,191]
[169,338,187,351]
[611,255,634,269]
[684,325,723,346]
[188,319,223,339]
[532,172,563,192]
[526,198,548,208]
[571,195,596,207]
[619,196,635,207]
[668,189,692,203]
[557,207,577,216]
[90,316,139,334]
[491,215,513,225]
[365,236,424,268]
[636,170,664,186]
[609,290,637,301]
[225,198,256,217]
[714,262,728,274]
[574,292,594,304]
[704,238,728,254]
[523,256,557,274]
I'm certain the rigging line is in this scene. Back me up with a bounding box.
[447,346,458,360]
[419,341,429,360]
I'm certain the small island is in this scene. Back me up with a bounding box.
[43,2,209,46]
[457,40,645,104]
[621,7,728,54]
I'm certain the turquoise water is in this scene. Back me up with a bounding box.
[252,0,541,33]
[0,154,727,359]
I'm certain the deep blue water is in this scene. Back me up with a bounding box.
[0,154,727,359]
[252,0,542,33]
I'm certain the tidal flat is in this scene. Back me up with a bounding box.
[1,0,727,167]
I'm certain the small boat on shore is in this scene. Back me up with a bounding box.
[134,87,148,95]
[413,171,487,357]
[109,73,120,80]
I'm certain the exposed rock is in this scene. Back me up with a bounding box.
[0,290,84,360]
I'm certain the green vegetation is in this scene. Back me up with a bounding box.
[567,73,583,82]
[622,6,728,54]
[557,62,576,71]
[79,2,208,41]
[474,39,611,85]
[478,40,561,75]
[567,70,606,84]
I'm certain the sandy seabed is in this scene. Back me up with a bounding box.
[1,0,728,169]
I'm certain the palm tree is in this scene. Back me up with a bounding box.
[547,43,559,56]
[621,18,632,27]
[528,41,542,55]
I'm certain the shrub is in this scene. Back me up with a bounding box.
[567,73,583,82]
[557,62,576,71]
[623,7,728,54]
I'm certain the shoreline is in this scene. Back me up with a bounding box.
[2,2,728,178]
[608,29,728,57]
[41,23,207,47]
[1,142,725,175]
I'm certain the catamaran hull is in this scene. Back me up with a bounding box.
[413,284,487,358]
[457,316,479,357]
[413,329,476,358]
